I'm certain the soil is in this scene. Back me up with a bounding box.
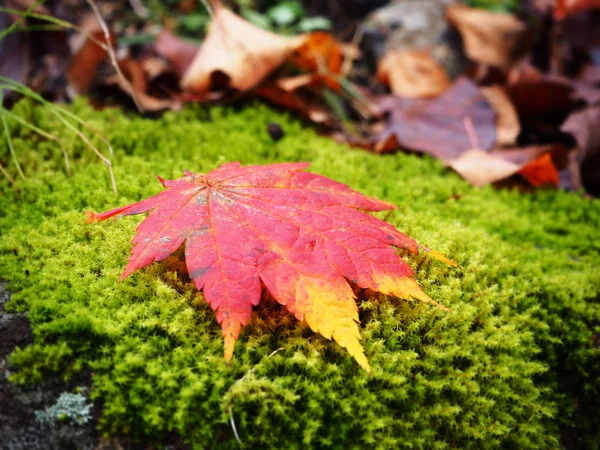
[0,284,101,450]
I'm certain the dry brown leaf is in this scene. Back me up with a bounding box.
[561,105,600,195]
[180,0,304,93]
[480,85,520,146]
[67,29,112,95]
[255,75,332,124]
[377,49,451,98]
[448,144,560,186]
[106,59,180,112]
[446,4,529,68]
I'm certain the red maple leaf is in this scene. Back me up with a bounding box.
[86,162,453,372]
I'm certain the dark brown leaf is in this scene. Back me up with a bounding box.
[375,78,496,159]
[561,105,600,195]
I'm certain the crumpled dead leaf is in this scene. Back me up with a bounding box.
[105,58,181,112]
[377,49,451,98]
[255,75,333,124]
[446,4,530,68]
[374,78,496,158]
[448,144,562,187]
[180,0,304,93]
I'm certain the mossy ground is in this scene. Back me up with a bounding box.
[0,100,599,449]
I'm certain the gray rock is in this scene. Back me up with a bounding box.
[361,0,468,79]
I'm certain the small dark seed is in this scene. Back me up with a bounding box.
[267,122,284,141]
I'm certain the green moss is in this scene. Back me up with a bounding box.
[1,99,599,449]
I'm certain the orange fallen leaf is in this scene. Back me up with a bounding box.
[377,49,450,98]
[517,152,560,187]
[554,0,600,19]
[255,75,333,124]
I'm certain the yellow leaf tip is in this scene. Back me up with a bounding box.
[420,247,459,268]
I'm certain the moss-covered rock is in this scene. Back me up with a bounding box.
[0,100,598,449]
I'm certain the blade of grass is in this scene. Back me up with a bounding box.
[0,78,115,191]
[0,77,114,156]
[3,108,70,175]
[0,0,46,41]
[0,94,26,180]
[1,3,142,113]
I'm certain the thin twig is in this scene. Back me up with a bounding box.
[50,109,117,194]
[85,0,144,113]
[341,23,363,77]
[198,0,216,20]
[228,406,242,445]
[226,347,285,445]
[0,0,46,41]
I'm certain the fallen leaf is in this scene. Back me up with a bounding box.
[255,75,333,124]
[446,4,530,68]
[506,64,579,121]
[289,31,343,76]
[561,105,600,195]
[180,0,304,93]
[377,49,451,98]
[554,0,600,19]
[375,78,496,158]
[67,21,112,95]
[153,30,199,78]
[86,162,452,372]
[448,144,561,186]
[480,85,521,147]
[105,59,181,112]
[517,152,560,187]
